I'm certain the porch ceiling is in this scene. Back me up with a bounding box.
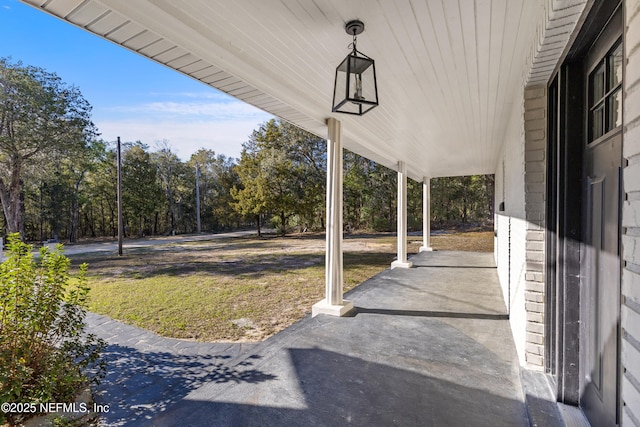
[24,0,551,179]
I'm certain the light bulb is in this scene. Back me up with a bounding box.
[353,74,364,102]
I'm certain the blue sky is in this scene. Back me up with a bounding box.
[0,0,272,161]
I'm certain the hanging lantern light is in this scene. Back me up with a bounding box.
[332,20,379,115]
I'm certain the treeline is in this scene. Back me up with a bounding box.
[24,141,243,241]
[343,153,495,232]
[26,118,493,241]
[1,59,493,242]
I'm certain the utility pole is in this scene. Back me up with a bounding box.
[195,162,201,233]
[117,137,123,256]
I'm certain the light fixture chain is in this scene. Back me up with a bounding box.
[348,34,357,53]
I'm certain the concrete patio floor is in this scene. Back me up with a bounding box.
[88,250,543,426]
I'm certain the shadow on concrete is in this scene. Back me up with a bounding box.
[83,251,395,280]
[413,265,497,269]
[353,306,510,320]
[154,347,528,427]
[352,268,508,317]
[410,250,496,269]
[520,369,566,427]
[96,344,276,426]
[85,249,532,426]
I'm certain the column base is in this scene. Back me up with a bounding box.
[391,260,413,269]
[312,299,354,317]
[419,246,434,252]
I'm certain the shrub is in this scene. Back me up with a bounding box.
[0,234,105,425]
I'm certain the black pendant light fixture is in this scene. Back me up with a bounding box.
[332,20,379,115]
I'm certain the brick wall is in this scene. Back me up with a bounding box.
[493,86,546,369]
[495,214,510,309]
[523,85,547,370]
[623,1,640,424]
[510,217,528,366]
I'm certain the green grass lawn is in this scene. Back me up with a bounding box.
[70,231,493,342]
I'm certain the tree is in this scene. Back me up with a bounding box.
[231,137,272,236]
[367,162,396,231]
[231,119,325,235]
[280,122,326,229]
[64,140,107,242]
[84,148,118,238]
[188,149,242,231]
[343,151,370,230]
[152,141,188,235]
[430,175,495,227]
[122,142,162,237]
[0,59,96,238]
[212,156,242,229]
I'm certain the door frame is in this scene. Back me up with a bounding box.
[546,57,584,407]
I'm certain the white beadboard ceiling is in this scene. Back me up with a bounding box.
[21,0,584,179]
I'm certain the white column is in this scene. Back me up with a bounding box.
[312,118,353,317]
[391,161,413,269]
[420,177,433,252]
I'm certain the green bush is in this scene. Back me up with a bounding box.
[0,234,105,425]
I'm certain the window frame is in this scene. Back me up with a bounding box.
[587,40,623,144]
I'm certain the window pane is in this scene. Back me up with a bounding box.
[592,103,605,141]
[607,89,622,131]
[608,43,623,90]
[591,63,605,105]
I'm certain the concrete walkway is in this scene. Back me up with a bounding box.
[88,250,530,426]
[87,313,258,426]
[57,229,267,256]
